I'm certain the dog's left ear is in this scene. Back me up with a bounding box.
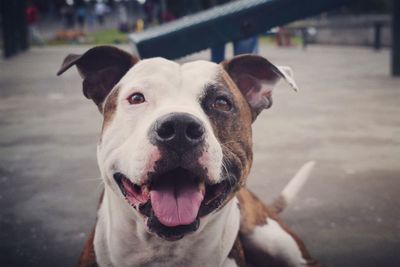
[222,54,298,121]
[57,46,138,112]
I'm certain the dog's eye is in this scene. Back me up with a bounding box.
[213,96,232,111]
[128,93,145,105]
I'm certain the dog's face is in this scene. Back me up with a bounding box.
[58,46,297,240]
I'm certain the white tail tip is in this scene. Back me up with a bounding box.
[281,161,316,205]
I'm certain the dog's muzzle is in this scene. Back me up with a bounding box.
[114,168,230,240]
[112,113,232,240]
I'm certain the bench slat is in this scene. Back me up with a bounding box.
[129,0,351,59]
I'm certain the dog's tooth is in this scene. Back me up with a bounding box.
[199,182,206,195]
[142,185,149,194]
[142,186,150,200]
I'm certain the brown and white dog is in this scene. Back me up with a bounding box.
[58,46,322,267]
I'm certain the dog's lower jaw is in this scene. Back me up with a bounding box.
[94,185,241,267]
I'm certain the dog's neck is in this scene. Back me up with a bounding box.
[94,185,240,267]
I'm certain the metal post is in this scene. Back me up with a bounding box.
[1,0,16,58]
[1,0,28,58]
[16,0,29,51]
[373,21,382,51]
[392,0,400,76]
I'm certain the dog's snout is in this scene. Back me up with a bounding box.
[152,113,205,153]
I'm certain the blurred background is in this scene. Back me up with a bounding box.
[0,0,399,267]
[0,0,396,54]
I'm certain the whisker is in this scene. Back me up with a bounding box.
[95,180,105,194]
[76,177,103,183]
[221,156,235,188]
[74,177,104,194]
[221,140,239,146]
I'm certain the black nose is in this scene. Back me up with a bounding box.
[152,113,205,153]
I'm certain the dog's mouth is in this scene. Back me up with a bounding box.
[113,168,230,240]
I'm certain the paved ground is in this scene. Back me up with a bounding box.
[0,43,399,267]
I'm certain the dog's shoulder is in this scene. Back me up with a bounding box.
[237,187,278,235]
[227,235,246,267]
[76,226,98,267]
[76,191,104,267]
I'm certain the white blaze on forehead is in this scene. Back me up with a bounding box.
[118,57,181,91]
[118,58,221,99]
[180,60,221,97]
[116,58,222,121]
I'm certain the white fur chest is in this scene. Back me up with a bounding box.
[94,190,240,267]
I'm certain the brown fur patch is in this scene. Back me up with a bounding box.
[228,236,246,267]
[219,63,321,266]
[237,188,320,266]
[197,68,255,210]
[237,188,274,235]
[101,86,120,132]
[76,191,104,267]
[76,227,98,267]
[217,68,254,181]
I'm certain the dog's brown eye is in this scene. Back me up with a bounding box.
[128,93,145,105]
[213,96,232,111]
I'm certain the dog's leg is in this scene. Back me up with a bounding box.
[238,162,323,267]
[238,188,322,267]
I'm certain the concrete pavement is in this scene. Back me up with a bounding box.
[0,44,399,267]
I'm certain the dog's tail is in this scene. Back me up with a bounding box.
[271,161,316,214]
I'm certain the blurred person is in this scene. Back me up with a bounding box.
[209,0,258,63]
[144,0,161,26]
[276,26,292,46]
[233,36,258,55]
[117,3,129,32]
[135,19,145,32]
[94,1,108,26]
[211,36,259,63]
[166,0,185,19]
[76,0,87,30]
[301,27,308,50]
[26,0,44,46]
[61,4,76,29]
[160,9,175,23]
[301,27,317,50]
[210,45,225,63]
[159,0,175,23]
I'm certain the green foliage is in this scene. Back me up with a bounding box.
[89,29,129,45]
[45,29,129,46]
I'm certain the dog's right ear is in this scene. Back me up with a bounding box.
[57,46,139,112]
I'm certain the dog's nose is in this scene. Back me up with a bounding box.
[152,113,205,153]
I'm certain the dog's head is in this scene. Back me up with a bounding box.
[58,46,297,240]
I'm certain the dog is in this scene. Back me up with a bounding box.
[58,46,323,267]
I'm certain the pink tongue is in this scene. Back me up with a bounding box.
[150,182,204,227]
